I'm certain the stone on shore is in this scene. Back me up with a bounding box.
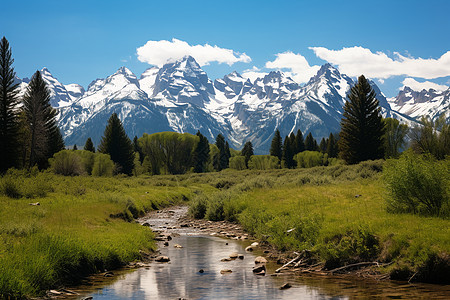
[255,256,268,264]
[280,283,292,290]
[155,256,170,262]
[252,264,266,273]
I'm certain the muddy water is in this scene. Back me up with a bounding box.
[72,207,449,299]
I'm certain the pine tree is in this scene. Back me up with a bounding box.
[47,125,65,158]
[0,37,20,172]
[282,135,295,168]
[73,144,78,150]
[326,133,338,158]
[270,129,282,162]
[98,113,135,175]
[294,129,305,154]
[215,133,229,171]
[304,132,318,151]
[241,141,254,168]
[193,131,210,173]
[319,138,327,153]
[339,75,385,164]
[22,70,59,169]
[84,137,95,152]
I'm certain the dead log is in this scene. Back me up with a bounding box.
[329,261,379,274]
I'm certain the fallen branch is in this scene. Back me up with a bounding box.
[275,255,301,273]
[329,262,379,274]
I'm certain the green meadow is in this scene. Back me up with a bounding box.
[0,160,449,298]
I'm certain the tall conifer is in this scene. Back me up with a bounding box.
[326,133,338,158]
[270,129,282,162]
[84,137,95,152]
[193,131,210,173]
[304,132,318,151]
[294,129,305,154]
[0,37,20,172]
[241,141,254,168]
[98,113,134,175]
[22,70,59,168]
[339,75,385,164]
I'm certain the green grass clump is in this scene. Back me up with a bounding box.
[0,172,198,298]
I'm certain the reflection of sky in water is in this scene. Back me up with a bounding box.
[89,235,341,300]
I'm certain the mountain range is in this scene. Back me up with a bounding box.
[16,56,449,153]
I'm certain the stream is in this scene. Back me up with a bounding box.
[67,207,449,299]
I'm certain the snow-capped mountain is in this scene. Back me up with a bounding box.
[388,86,450,122]
[16,56,445,153]
[17,68,83,108]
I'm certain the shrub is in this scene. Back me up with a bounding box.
[205,196,225,221]
[295,151,325,168]
[49,150,84,176]
[188,195,208,219]
[0,176,22,198]
[229,156,246,170]
[384,150,449,217]
[92,153,114,177]
[77,150,95,175]
[248,155,279,170]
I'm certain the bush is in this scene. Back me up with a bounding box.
[188,195,208,219]
[295,151,325,168]
[92,153,114,177]
[0,176,22,198]
[78,150,95,175]
[384,150,449,217]
[229,156,246,170]
[248,155,279,170]
[49,150,84,176]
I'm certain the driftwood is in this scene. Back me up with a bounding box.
[275,255,301,273]
[329,261,379,273]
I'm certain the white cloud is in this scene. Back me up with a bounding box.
[265,51,320,83]
[310,46,450,79]
[137,38,251,67]
[241,66,267,83]
[401,78,449,92]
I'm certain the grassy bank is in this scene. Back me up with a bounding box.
[0,170,207,298]
[1,161,448,297]
[187,161,450,284]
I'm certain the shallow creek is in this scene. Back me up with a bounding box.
[67,207,449,299]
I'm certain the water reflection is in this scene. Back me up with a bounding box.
[85,235,449,300]
[88,235,344,299]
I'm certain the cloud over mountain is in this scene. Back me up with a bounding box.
[265,51,320,83]
[310,46,450,80]
[136,38,251,67]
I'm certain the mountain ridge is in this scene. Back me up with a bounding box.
[16,56,446,153]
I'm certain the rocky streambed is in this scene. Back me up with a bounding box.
[48,206,450,299]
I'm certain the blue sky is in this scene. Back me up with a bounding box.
[1,0,449,97]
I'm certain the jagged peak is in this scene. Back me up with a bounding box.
[114,66,136,77]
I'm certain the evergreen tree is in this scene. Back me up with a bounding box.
[98,113,134,175]
[282,135,295,168]
[294,129,305,154]
[193,131,210,173]
[215,133,229,170]
[326,133,338,158]
[241,141,254,168]
[270,129,282,162]
[339,75,385,164]
[84,137,95,152]
[319,138,328,153]
[304,132,318,151]
[47,125,65,158]
[225,141,231,168]
[132,135,144,163]
[73,144,77,150]
[0,37,20,172]
[22,70,59,169]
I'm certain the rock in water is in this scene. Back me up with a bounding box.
[220,269,232,274]
[229,252,239,259]
[255,256,268,264]
[155,256,170,262]
[245,246,254,252]
[252,264,266,273]
[280,283,292,290]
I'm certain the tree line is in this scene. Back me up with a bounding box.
[1,36,448,176]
